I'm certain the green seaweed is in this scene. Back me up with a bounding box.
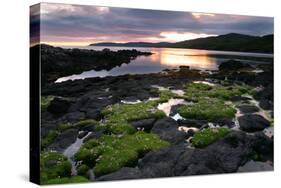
[75,131,169,177]
[40,151,72,184]
[101,101,165,134]
[178,98,236,121]
[192,128,231,148]
[183,82,252,101]
[41,96,55,111]
[44,176,89,185]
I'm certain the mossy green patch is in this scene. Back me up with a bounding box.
[101,101,165,134]
[41,130,59,150]
[40,151,72,184]
[192,128,231,148]
[44,176,89,185]
[75,131,169,177]
[178,98,236,121]
[77,164,90,177]
[184,82,252,101]
[158,90,180,102]
[41,96,54,111]
[57,119,98,132]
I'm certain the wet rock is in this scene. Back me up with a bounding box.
[151,118,187,144]
[219,60,252,72]
[259,99,273,110]
[177,119,207,129]
[97,167,143,181]
[214,118,235,128]
[61,112,85,122]
[252,132,273,161]
[238,115,270,132]
[179,66,190,70]
[85,109,102,120]
[175,131,255,175]
[238,160,273,172]
[80,124,96,132]
[48,128,78,151]
[83,130,104,143]
[138,143,191,178]
[236,105,259,114]
[230,96,251,102]
[78,131,88,139]
[47,97,70,114]
[131,118,156,132]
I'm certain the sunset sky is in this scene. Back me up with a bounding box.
[30,3,274,46]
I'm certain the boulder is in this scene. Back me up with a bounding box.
[61,112,85,122]
[138,143,191,178]
[230,96,251,102]
[238,160,273,172]
[175,131,256,175]
[48,128,78,151]
[219,60,252,72]
[131,118,156,131]
[151,118,187,144]
[78,131,88,139]
[85,109,102,120]
[177,119,207,129]
[236,105,259,114]
[214,118,235,128]
[259,99,273,110]
[238,115,270,132]
[83,130,104,143]
[47,97,70,114]
[97,167,143,181]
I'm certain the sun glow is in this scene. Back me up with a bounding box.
[160,32,217,42]
[192,12,216,19]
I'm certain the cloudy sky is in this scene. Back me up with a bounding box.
[30,3,273,46]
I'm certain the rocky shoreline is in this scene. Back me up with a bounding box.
[40,50,273,184]
[36,44,152,86]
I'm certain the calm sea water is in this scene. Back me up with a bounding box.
[56,46,273,83]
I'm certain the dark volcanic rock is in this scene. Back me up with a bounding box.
[214,118,235,128]
[238,160,273,172]
[61,112,85,122]
[97,167,143,181]
[175,131,256,175]
[47,97,70,114]
[138,143,191,178]
[85,109,102,120]
[151,118,187,144]
[252,132,273,161]
[230,95,251,102]
[177,119,207,129]
[83,130,104,143]
[78,131,88,139]
[131,118,156,132]
[259,99,273,110]
[48,129,78,151]
[236,105,259,114]
[238,114,270,132]
[219,60,252,72]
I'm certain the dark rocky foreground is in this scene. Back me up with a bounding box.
[39,47,274,184]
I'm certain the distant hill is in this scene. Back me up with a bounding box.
[90,33,273,53]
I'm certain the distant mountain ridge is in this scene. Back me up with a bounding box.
[90,33,273,53]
